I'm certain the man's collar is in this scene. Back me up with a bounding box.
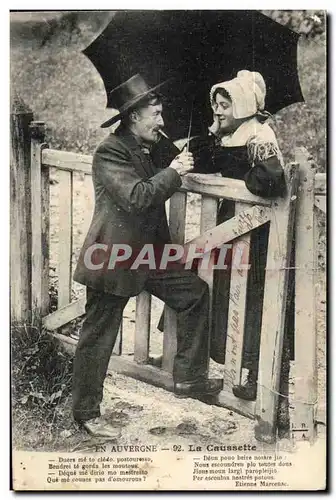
[114,125,152,154]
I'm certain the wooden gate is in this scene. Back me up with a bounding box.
[10,108,326,443]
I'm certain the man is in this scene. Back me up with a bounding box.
[72,74,223,438]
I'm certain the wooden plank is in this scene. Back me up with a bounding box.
[134,292,151,363]
[113,321,123,356]
[314,195,327,214]
[198,196,218,372]
[57,170,73,308]
[162,192,187,374]
[110,354,175,391]
[181,174,272,205]
[314,173,326,195]
[44,294,123,354]
[293,148,317,442]
[162,307,177,374]
[254,164,299,443]
[52,333,254,415]
[182,205,271,265]
[41,152,50,316]
[198,195,218,294]
[43,297,86,330]
[224,203,251,390]
[168,191,187,244]
[10,95,33,324]
[44,149,322,203]
[42,148,93,175]
[52,333,174,391]
[30,122,46,326]
[215,389,256,420]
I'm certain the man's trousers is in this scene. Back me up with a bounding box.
[72,270,209,422]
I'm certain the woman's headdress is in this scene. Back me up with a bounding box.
[210,70,269,120]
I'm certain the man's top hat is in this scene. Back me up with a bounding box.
[101,74,166,128]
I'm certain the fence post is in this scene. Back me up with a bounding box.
[162,191,187,374]
[10,92,33,324]
[254,163,299,443]
[292,147,317,442]
[198,196,218,373]
[30,121,49,326]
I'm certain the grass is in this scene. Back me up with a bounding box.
[11,323,76,450]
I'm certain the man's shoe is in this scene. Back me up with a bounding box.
[174,378,223,398]
[232,370,257,401]
[82,417,120,439]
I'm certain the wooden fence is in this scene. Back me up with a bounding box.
[10,100,326,444]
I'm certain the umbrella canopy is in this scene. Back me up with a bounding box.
[83,10,304,140]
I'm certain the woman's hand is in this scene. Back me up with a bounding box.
[208,115,221,137]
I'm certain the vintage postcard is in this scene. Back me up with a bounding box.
[10,10,327,491]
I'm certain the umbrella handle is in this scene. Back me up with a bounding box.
[186,102,194,153]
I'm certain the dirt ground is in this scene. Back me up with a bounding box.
[41,170,326,453]
[10,11,326,459]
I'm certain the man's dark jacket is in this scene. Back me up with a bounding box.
[73,126,181,296]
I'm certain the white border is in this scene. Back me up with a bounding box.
[3,5,332,498]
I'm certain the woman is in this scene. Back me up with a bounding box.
[189,70,293,402]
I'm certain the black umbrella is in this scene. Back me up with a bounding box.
[83,10,304,140]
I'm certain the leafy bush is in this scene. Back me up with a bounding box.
[11,324,74,447]
[12,324,73,408]
[262,10,325,38]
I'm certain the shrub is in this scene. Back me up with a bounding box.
[11,324,74,447]
[262,10,326,38]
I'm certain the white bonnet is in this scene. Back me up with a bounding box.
[210,70,267,119]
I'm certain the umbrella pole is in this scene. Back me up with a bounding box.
[185,101,194,153]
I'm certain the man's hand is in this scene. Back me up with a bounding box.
[169,151,194,176]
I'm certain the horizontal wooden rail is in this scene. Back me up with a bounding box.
[42,149,92,174]
[53,333,175,391]
[52,333,256,417]
[41,148,273,203]
[43,297,86,330]
[180,174,272,205]
[42,148,326,204]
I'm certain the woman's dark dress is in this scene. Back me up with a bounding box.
[189,135,294,370]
